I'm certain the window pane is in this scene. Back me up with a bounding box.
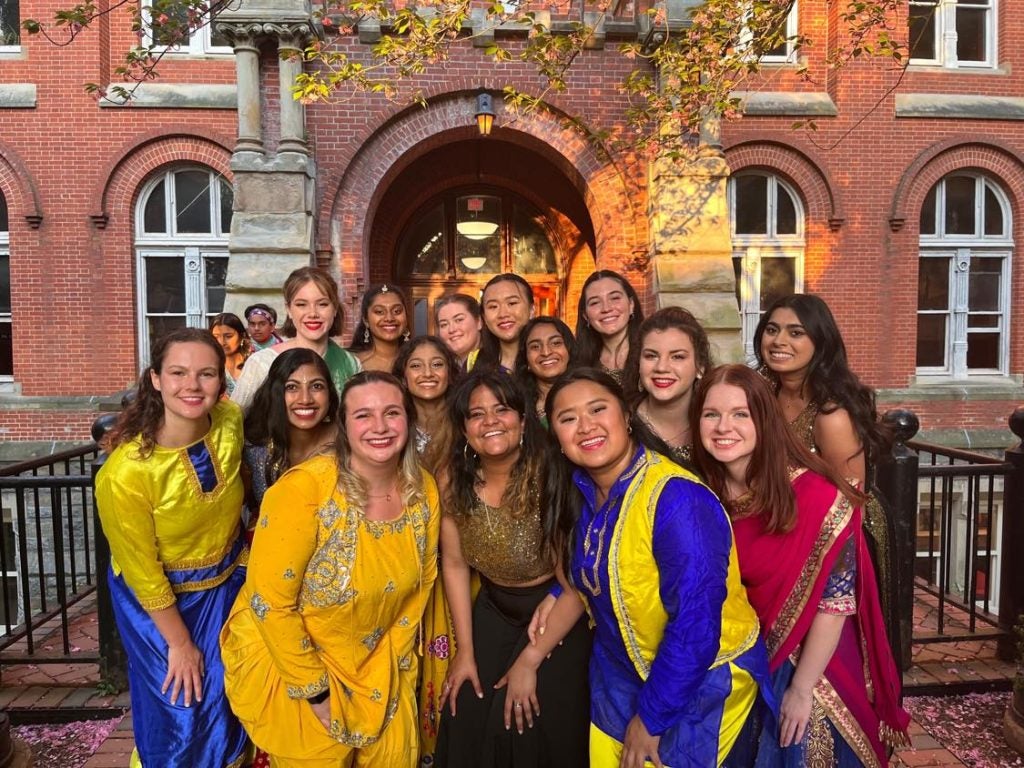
[175,171,212,233]
[983,186,1003,236]
[760,257,796,311]
[0,254,9,314]
[955,7,987,63]
[968,313,999,328]
[219,179,233,235]
[917,257,949,311]
[513,207,557,274]
[456,196,501,274]
[0,320,10,377]
[205,256,228,315]
[0,0,20,46]
[966,332,999,369]
[151,0,190,46]
[775,184,798,235]
[944,176,976,235]
[0,192,7,231]
[402,204,447,275]
[210,18,231,48]
[145,257,186,313]
[732,255,743,308]
[968,256,1002,311]
[920,184,937,235]
[734,176,768,234]
[909,3,938,60]
[414,298,428,336]
[916,314,947,367]
[143,179,168,234]
[148,316,187,346]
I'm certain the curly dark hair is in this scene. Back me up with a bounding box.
[753,293,891,468]
[105,328,226,456]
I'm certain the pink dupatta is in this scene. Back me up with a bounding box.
[732,468,910,766]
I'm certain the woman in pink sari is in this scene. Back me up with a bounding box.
[692,365,908,768]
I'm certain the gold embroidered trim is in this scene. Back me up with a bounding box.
[163,540,236,572]
[226,753,246,768]
[766,486,853,657]
[177,436,226,503]
[171,550,245,594]
[813,674,881,768]
[287,672,329,700]
[139,592,176,611]
[712,623,760,668]
[805,694,835,767]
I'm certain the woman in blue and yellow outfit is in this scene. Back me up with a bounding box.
[505,368,773,767]
[95,327,248,768]
[220,371,440,767]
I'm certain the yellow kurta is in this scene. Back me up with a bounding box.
[95,400,247,611]
[220,454,440,764]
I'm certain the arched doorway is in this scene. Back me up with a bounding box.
[367,137,597,333]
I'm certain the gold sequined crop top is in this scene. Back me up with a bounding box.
[453,498,553,585]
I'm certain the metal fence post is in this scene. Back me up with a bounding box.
[876,408,920,671]
[997,406,1024,661]
[91,414,128,690]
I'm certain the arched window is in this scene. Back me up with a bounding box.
[135,166,232,365]
[729,172,805,359]
[0,190,10,380]
[917,173,1012,377]
[396,189,561,333]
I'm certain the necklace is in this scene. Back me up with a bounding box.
[367,482,398,502]
[636,404,689,447]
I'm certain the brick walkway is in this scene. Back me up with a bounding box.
[0,589,1017,767]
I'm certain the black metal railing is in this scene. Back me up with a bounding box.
[0,444,102,665]
[877,406,1024,668]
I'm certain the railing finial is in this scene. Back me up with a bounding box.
[1009,405,1024,445]
[883,408,920,445]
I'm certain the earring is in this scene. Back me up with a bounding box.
[403,330,411,342]
[363,328,370,344]
[638,381,644,393]
[322,414,332,423]
[463,443,476,462]
[627,423,633,435]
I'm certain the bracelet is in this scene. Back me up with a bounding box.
[307,689,330,705]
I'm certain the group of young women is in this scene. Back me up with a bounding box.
[94,264,909,768]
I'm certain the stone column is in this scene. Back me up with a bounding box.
[648,124,743,363]
[224,28,263,154]
[277,31,308,155]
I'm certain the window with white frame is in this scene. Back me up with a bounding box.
[761,1,798,63]
[0,191,11,380]
[909,0,995,68]
[0,0,19,48]
[135,167,233,366]
[141,1,231,55]
[729,172,805,360]
[917,173,1012,377]
[738,1,798,63]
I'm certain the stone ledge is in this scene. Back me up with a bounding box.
[99,83,237,109]
[0,84,37,108]
[895,93,1024,120]
[912,427,1017,451]
[733,91,837,117]
[877,376,1024,403]
[0,394,125,411]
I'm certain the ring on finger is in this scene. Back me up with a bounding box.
[514,702,522,709]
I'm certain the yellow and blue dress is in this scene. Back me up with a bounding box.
[95,400,249,768]
[220,454,440,767]
[570,448,772,768]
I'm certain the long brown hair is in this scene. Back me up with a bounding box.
[691,364,864,533]
[280,267,345,338]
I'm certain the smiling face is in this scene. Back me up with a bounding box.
[211,324,242,356]
[482,280,532,343]
[550,379,633,477]
[403,343,450,402]
[150,341,223,428]
[583,277,634,339]
[698,382,757,481]
[525,322,569,383]
[639,327,701,404]
[366,292,408,343]
[287,281,337,344]
[437,302,482,360]
[284,363,331,431]
[464,384,523,461]
[760,307,815,377]
[343,380,409,471]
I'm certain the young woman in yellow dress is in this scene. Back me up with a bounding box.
[95,327,248,768]
[220,371,440,767]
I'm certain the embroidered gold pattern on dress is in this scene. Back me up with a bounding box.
[813,675,880,768]
[455,493,551,585]
[164,539,236,572]
[805,693,835,767]
[138,592,176,611]
[172,554,244,594]
[177,439,225,502]
[766,489,853,657]
[300,518,358,609]
[362,513,409,539]
[250,592,271,620]
[362,627,384,650]
[287,672,329,700]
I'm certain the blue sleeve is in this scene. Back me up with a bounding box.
[636,479,733,736]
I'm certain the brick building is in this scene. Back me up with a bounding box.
[0,0,1020,453]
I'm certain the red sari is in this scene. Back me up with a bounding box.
[732,468,909,767]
